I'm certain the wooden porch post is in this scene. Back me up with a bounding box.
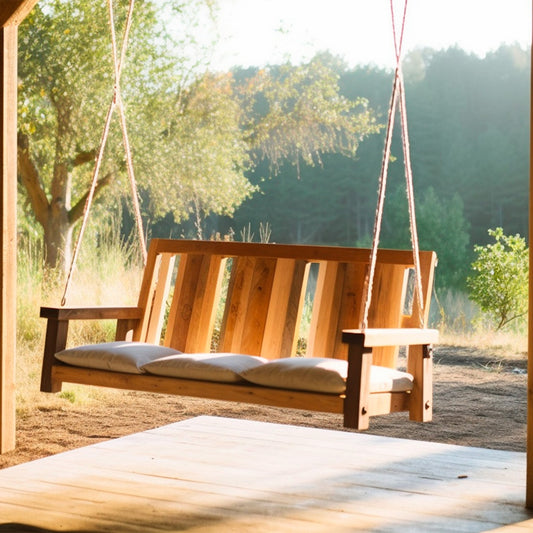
[0,23,18,454]
[0,0,39,454]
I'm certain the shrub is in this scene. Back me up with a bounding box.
[467,227,528,330]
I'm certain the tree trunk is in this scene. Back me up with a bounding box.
[43,201,73,273]
[18,132,111,273]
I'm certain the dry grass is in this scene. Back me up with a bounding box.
[438,329,527,355]
[16,237,144,415]
[433,288,527,355]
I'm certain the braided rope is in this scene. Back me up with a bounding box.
[62,0,146,306]
[361,0,425,328]
[398,71,425,326]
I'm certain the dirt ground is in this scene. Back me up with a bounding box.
[0,344,528,470]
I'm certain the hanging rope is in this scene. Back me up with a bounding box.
[61,0,147,306]
[361,0,425,329]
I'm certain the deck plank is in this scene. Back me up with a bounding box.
[0,416,531,532]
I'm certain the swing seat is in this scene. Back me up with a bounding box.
[40,239,438,430]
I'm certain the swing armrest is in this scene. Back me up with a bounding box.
[40,306,144,393]
[40,306,143,321]
[341,328,437,429]
[341,328,439,348]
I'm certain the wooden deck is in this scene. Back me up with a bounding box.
[0,415,531,532]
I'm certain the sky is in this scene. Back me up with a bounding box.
[206,0,532,70]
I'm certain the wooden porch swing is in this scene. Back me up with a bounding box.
[39,0,438,430]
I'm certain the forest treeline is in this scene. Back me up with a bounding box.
[18,1,529,295]
[156,44,530,292]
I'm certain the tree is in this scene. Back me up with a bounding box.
[18,0,217,269]
[18,1,380,269]
[467,227,528,330]
[239,57,380,174]
[381,186,471,291]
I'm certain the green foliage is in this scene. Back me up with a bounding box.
[227,44,529,291]
[239,57,381,173]
[381,186,471,291]
[18,1,380,262]
[58,391,77,403]
[143,72,255,228]
[467,228,528,330]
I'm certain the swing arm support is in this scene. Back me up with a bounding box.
[39,306,143,392]
[342,328,437,430]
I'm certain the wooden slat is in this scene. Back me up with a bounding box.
[51,365,344,413]
[115,318,139,342]
[134,240,166,341]
[150,238,433,266]
[332,261,367,358]
[307,261,346,358]
[240,257,277,354]
[260,258,309,359]
[400,251,438,328]
[219,256,254,352]
[219,256,278,355]
[165,253,225,352]
[368,390,411,415]
[51,364,410,419]
[40,306,142,321]
[141,253,175,344]
[367,263,407,367]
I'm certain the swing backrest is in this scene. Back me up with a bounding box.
[131,239,436,366]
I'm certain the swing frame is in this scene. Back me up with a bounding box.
[41,238,438,430]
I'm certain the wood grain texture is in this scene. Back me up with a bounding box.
[261,258,309,358]
[144,253,175,344]
[407,344,433,422]
[307,261,347,358]
[0,26,18,453]
[165,253,225,352]
[0,416,529,532]
[51,365,344,413]
[39,239,438,430]
[0,0,38,27]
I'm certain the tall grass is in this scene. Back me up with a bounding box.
[16,231,144,414]
[431,288,527,354]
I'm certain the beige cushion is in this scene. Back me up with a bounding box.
[370,365,414,393]
[55,342,182,374]
[240,357,414,394]
[141,353,268,383]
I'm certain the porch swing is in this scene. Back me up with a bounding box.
[39,0,438,430]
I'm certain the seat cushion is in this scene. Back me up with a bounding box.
[55,342,182,374]
[240,357,414,394]
[141,353,268,383]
